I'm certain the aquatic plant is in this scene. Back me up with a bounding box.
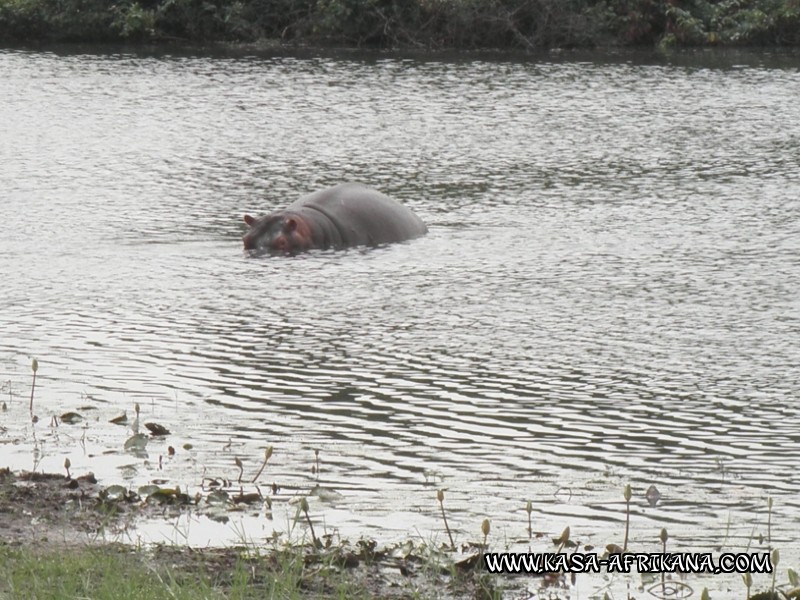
[251,445,273,483]
[525,499,533,542]
[436,489,456,550]
[480,517,490,556]
[623,483,632,552]
[28,357,37,419]
[298,496,321,549]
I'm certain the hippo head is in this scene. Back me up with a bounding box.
[243,212,314,255]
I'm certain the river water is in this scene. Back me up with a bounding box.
[1,46,799,596]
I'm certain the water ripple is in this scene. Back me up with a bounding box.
[1,48,799,561]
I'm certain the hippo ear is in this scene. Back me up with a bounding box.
[244,215,257,228]
[284,218,298,233]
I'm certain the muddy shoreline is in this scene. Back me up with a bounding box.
[0,467,545,599]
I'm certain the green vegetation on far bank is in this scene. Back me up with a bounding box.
[0,0,799,49]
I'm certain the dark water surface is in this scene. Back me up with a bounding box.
[1,46,799,594]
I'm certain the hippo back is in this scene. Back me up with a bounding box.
[289,183,427,248]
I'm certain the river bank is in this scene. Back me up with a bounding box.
[0,467,529,599]
[1,0,799,49]
[0,467,795,599]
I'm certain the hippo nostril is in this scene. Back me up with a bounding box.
[273,237,289,253]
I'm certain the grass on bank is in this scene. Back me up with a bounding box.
[0,543,390,600]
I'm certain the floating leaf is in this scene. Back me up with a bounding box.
[454,554,481,572]
[390,540,415,559]
[109,412,128,425]
[145,422,170,436]
[145,487,191,505]
[206,490,229,505]
[138,484,160,498]
[146,488,178,503]
[124,433,149,451]
[102,485,129,501]
[231,492,262,505]
[208,512,230,524]
[60,412,83,424]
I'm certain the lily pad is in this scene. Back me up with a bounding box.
[231,492,262,505]
[100,484,135,502]
[206,490,230,505]
[60,412,83,424]
[145,422,170,436]
[124,433,149,452]
[137,484,161,499]
[146,487,192,505]
[109,412,128,425]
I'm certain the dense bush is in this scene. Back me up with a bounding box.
[0,0,119,41]
[1,0,799,47]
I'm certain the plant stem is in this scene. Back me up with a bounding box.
[29,371,36,416]
[439,500,455,549]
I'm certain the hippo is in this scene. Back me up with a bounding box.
[243,183,427,255]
